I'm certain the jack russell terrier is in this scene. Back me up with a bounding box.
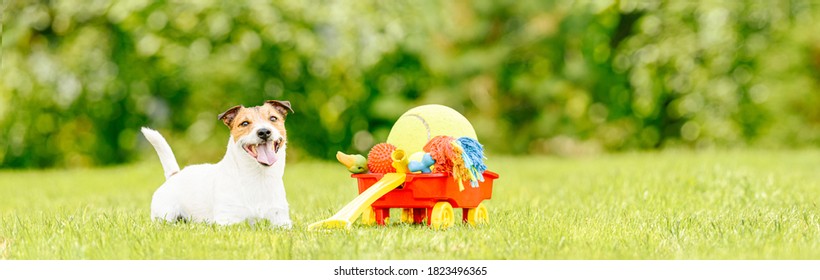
[141,100,294,228]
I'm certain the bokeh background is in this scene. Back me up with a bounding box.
[2,0,819,169]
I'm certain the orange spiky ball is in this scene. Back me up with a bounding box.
[367,143,397,173]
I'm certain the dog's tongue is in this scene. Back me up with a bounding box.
[256,142,278,166]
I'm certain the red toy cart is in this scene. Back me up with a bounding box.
[352,171,499,229]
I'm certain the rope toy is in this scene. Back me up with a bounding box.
[423,136,457,174]
[457,137,487,186]
[449,140,470,191]
[423,135,488,191]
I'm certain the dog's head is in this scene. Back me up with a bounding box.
[217,100,293,167]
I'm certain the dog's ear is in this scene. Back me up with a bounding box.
[266,100,294,119]
[217,105,242,127]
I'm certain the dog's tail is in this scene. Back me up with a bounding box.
[141,127,181,179]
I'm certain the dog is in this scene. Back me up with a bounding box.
[141,100,294,228]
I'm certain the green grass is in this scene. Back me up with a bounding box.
[1,150,819,259]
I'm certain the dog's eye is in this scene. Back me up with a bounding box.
[240,121,250,127]
[269,116,278,122]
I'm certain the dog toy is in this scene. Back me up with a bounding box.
[457,137,487,186]
[408,153,435,173]
[408,151,426,163]
[391,149,410,173]
[310,104,500,231]
[367,143,397,173]
[386,104,477,155]
[423,136,489,191]
[449,140,470,191]
[423,135,458,174]
[336,151,368,174]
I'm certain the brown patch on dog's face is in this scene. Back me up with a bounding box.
[226,107,256,141]
[264,101,290,141]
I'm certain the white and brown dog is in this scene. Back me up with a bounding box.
[141,100,294,228]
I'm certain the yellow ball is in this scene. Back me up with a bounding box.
[386,104,477,155]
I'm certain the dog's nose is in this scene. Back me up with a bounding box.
[257,128,272,140]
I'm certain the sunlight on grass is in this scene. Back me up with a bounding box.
[1,150,819,259]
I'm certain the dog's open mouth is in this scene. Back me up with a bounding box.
[243,139,282,166]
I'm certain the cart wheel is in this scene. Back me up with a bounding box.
[430,202,454,230]
[400,208,414,224]
[466,203,489,226]
[361,207,376,226]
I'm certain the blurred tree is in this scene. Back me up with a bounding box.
[1,0,818,168]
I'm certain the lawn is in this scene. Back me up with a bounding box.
[1,149,819,259]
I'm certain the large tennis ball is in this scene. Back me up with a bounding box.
[386,104,477,155]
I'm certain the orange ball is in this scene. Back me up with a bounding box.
[367,143,397,173]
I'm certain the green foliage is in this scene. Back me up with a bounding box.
[1,150,820,259]
[2,0,820,168]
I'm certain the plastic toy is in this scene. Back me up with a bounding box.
[408,153,435,173]
[367,143,397,173]
[391,149,410,173]
[408,151,426,163]
[309,104,498,231]
[355,170,497,228]
[336,152,368,174]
